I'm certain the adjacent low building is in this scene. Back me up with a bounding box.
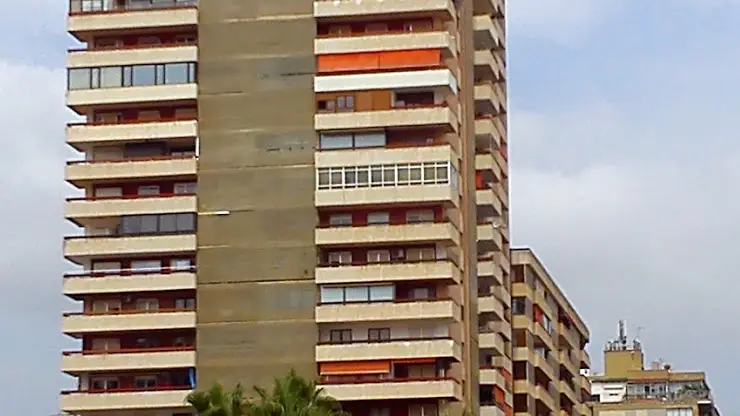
[589,321,721,416]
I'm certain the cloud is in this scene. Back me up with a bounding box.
[0,59,78,415]
[507,0,626,45]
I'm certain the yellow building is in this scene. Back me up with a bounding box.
[589,322,720,416]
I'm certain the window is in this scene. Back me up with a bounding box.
[92,300,121,313]
[368,328,391,341]
[135,376,158,389]
[120,213,196,236]
[92,261,121,273]
[407,247,436,261]
[317,162,455,190]
[667,409,693,416]
[94,112,122,123]
[91,378,119,391]
[320,287,344,304]
[367,212,389,225]
[370,409,390,416]
[542,314,553,334]
[318,95,354,112]
[319,132,386,150]
[367,250,390,263]
[136,298,160,311]
[67,62,197,90]
[91,338,120,351]
[329,214,352,227]
[137,185,160,196]
[137,36,161,45]
[93,38,122,49]
[319,285,394,304]
[171,258,193,270]
[327,251,352,265]
[131,260,161,272]
[174,34,197,44]
[329,329,352,343]
[406,210,435,223]
[175,298,196,310]
[512,298,526,315]
[174,182,197,194]
[410,287,434,300]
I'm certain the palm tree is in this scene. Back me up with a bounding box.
[246,369,345,416]
[186,370,345,416]
[185,381,248,416]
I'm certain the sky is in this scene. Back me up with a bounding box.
[0,0,736,414]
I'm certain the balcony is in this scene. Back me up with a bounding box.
[475,82,506,114]
[478,332,505,354]
[67,84,197,112]
[476,189,503,216]
[317,183,459,208]
[514,348,555,381]
[62,347,195,374]
[68,0,198,41]
[477,257,504,285]
[478,295,504,318]
[60,386,192,413]
[480,406,506,416]
[476,152,503,179]
[560,379,579,404]
[62,309,196,335]
[580,349,591,369]
[64,234,196,262]
[320,378,461,401]
[316,260,460,285]
[63,268,195,297]
[315,106,458,132]
[558,322,580,350]
[67,118,197,150]
[66,194,196,224]
[473,15,505,49]
[315,69,457,94]
[474,50,505,83]
[316,338,460,362]
[316,145,456,170]
[315,221,460,247]
[480,368,507,387]
[65,156,197,187]
[477,223,504,252]
[314,0,456,21]
[535,384,556,411]
[316,31,456,56]
[316,298,461,323]
[68,45,197,68]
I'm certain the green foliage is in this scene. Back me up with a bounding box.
[186,369,346,416]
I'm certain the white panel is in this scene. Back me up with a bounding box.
[315,69,457,93]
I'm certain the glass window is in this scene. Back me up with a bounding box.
[135,377,157,389]
[345,286,369,303]
[329,329,352,343]
[136,298,159,311]
[99,66,122,88]
[94,187,122,198]
[320,134,353,150]
[329,214,352,226]
[512,298,526,315]
[367,250,390,263]
[327,251,352,265]
[137,185,160,196]
[171,258,193,270]
[368,328,391,341]
[176,213,196,231]
[68,68,91,90]
[174,182,197,194]
[369,285,393,301]
[407,210,435,223]
[165,62,190,84]
[121,216,142,235]
[367,212,389,225]
[140,215,159,233]
[132,65,156,86]
[188,62,197,82]
[320,287,344,304]
[92,261,121,273]
[175,298,196,309]
[159,214,177,233]
[355,132,386,148]
[130,260,161,272]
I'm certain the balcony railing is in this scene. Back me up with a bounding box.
[317,295,454,307]
[63,307,195,317]
[61,384,192,394]
[319,376,457,385]
[62,345,194,355]
[317,335,451,345]
[67,154,196,166]
[69,0,197,15]
[69,40,197,52]
[317,27,444,39]
[66,192,195,203]
[64,265,196,278]
[67,115,196,127]
[317,217,448,229]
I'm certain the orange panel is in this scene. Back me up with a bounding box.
[378,49,441,69]
[504,404,513,416]
[533,304,543,323]
[393,358,436,364]
[498,368,513,383]
[319,360,391,375]
[317,52,379,73]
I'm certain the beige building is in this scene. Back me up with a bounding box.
[589,322,721,416]
[60,1,571,416]
[510,249,592,416]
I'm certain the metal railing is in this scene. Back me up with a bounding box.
[70,0,196,14]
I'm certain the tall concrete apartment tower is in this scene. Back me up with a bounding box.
[59,0,510,415]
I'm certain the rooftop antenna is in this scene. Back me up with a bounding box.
[618,319,628,349]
